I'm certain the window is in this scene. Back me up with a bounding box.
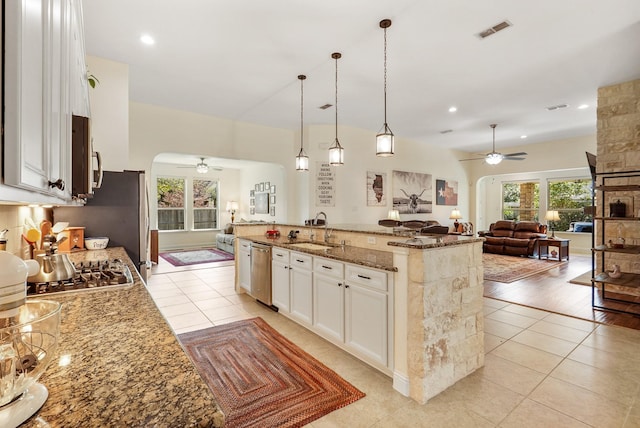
[548,178,592,232]
[156,176,220,231]
[502,181,539,221]
[157,177,185,231]
[193,179,218,230]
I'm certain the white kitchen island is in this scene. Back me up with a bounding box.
[233,223,484,404]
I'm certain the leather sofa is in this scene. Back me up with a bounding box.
[480,220,547,257]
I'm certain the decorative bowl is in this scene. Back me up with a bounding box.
[85,237,109,250]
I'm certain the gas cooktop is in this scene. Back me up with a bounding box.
[27,258,134,296]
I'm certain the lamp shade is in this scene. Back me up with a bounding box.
[226,201,239,212]
[449,209,462,220]
[387,209,400,221]
[545,210,560,222]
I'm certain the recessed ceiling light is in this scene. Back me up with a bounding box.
[520,135,527,139]
[448,106,457,113]
[578,104,589,109]
[140,34,155,45]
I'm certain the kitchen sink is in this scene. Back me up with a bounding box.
[288,242,334,251]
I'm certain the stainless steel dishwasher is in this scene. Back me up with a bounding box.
[250,242,273,307]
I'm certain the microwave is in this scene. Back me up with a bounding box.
[71,115,103,199]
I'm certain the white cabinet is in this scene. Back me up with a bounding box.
[69,0,89,116]
[271,248,290,312]
[289,252,313,325]
[344,264,390,367]
[313,258,345,342]
[238,239,251,293]
[3,0,86,202]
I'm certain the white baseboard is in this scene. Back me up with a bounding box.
[393,372,410,396]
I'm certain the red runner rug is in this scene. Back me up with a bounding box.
[178,317,365,428]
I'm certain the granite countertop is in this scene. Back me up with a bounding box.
[387,234,484,249]
[23,247,224,427]
[241,235,397,272]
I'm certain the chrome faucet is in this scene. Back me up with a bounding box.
[313,211,330,242]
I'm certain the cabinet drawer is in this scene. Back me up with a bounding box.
[345,264,387,292]
[290,252,313,270]
[238,239,251,252]
[314,258,344,279]
[272,247,289,262]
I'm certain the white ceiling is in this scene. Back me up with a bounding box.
[82,0,640,155]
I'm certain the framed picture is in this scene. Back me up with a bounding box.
[435,179,458,206]
[392,170,433,214]
[250,198,255,206]
[250,207,255,215]
[259,183,265,192]
[270,206,275,216]
[255,192,269,213]
[250,190,255,197]
[270,185,276,194]
[255,184,260,192]
[270,195,276,204]
[367,171,386,206]
[264,181,270,190]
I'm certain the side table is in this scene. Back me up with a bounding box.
[538,238,570,262]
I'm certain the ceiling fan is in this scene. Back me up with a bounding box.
[459,124,527,165]
[177,157,223,174]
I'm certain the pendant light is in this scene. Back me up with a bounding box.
[376,19,394,157]
[329,52,344,165]
[295,75,309,171]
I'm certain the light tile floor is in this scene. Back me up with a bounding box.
[146,265,640,427]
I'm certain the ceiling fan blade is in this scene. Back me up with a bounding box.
[459,157,487,162]
[502,152,527,157]
[504,157,526,161]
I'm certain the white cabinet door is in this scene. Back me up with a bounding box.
[4,0,48,192]
[345,283,388,366]
[4,0,73,200]
[344,264,389,367]
[313,272,344,342]
[69,0,89,116]
[238,240,252,293]
[289,253,313,326]
[271,248,290,313]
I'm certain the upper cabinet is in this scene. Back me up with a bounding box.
[2,0,89,203]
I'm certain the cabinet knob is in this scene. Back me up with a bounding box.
[48,178,65,190]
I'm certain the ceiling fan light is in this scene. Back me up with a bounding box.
[376,125,394,156]
[486,153,503,165]
[196,163,209,173]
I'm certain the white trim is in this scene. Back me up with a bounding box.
[393,371,410,396]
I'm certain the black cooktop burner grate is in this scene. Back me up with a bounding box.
[27,258,134,296]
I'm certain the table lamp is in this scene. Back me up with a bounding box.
[226,201,239,223]
[545,210,560,238]
[449,208,462,232]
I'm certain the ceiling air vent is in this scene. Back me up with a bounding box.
[440,129,453,134]
[319,104,333,110]
[546,104,569,111]
[477,20,513,39]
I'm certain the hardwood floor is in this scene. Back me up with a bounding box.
[483,253,640,330]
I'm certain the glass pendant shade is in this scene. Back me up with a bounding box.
[295,148,309,171]
[329,139,344,165]
[376,124,394,156]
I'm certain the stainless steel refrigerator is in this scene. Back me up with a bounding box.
[53,170,150,280]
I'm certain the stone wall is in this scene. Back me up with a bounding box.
[596,79,640,293]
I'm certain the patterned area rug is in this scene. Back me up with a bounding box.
[159,248,234,266]
[483,253,567,283]
[178,317,365,428]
